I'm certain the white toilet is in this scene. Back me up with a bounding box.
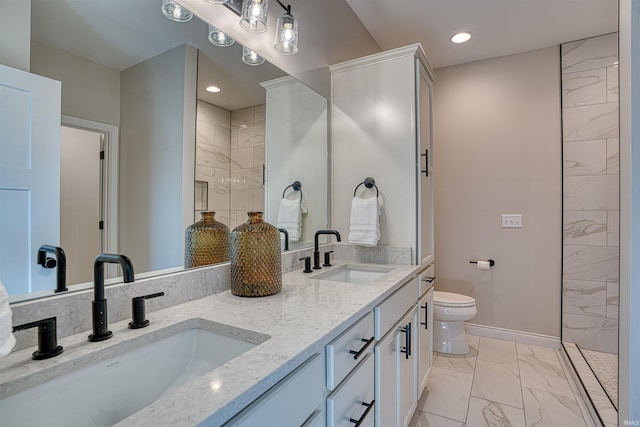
[433,291,477,355]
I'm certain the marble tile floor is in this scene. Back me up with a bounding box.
[579,348,618,408]
[410,335,593,427]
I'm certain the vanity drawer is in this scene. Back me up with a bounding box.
[326,312,374,390]
[224,354,323,427]
[326,353,375,427]
[374,277,419,339]
[418,264,435,296]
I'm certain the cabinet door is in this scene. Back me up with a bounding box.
[327,354,375,427]
[416,59,434,266]
[417,288,434,395]
[398,308,418,427]
[375,328,399,427]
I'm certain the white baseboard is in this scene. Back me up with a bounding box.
[465,323,561,349]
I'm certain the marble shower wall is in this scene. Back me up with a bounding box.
[561,33,619,353]
[195,101,265,231]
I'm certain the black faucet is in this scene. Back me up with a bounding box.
[313,230,341,269]
[89,254,135,342]
[278,228,289,251]
[37,245,67,293]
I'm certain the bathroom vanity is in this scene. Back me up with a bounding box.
[0,251,434,427]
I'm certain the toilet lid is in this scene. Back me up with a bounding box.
[434,291,476,307]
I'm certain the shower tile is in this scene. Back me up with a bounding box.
[562,68,607,107]
[253,146,265,167]
[606,66,619,102]
[214,125,231,148]
[563,140,607,176]
[254,104,266,125]
[196,120,216,146]
[606,138,619,174]
[522,387,586,427]
[195,165,215,187]
[561,33,618,74]
[196,144,231,169]
[197,100,230,127]
[213,168,231,190]
[562,313,618,353]
[563,245,618,282]
[562,279,607,317]
[231,106,255,128]
[562,211,607,246]
[208,187,230,212]
[607,210,619,246]
[606,282,618,319]
[466,397,525,427]
[237,125,266,148]
[249,189,265,211]
[420,366,473,422]
[231,148,254,169]
[562,103,618,142]
[563,175,618,211]
[237,167,263,190]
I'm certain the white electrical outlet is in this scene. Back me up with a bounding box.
[502,214,523,228]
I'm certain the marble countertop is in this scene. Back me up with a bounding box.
[0,261,420,426]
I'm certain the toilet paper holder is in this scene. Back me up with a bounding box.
[469,259,495,267]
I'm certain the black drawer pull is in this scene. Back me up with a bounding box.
[349,336,375,360]
[420,303,429,330]
[349,400,375,426]
[423,276,435,283]
[401,323,412,359]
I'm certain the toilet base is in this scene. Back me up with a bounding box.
[433,320,469,355]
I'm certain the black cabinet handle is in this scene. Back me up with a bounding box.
[421,149,429,177]
[401,323,412,359]
[423,276,435,283]
[420,303,429,330]
[349,400,375,427]
[349,336,375,360]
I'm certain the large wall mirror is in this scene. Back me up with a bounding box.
[5,0,328,302]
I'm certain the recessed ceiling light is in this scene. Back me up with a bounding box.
[206,86,221,93]
[451,32,472,44]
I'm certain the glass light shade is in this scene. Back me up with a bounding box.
[242,46,265,66]
[161,0,193,22]
[208,25,235,47]
[240,0,268,33]
[204,0,227,3]
[274,13,298,54]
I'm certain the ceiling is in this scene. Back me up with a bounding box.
[345,0,618,69]
[30,0,286,111]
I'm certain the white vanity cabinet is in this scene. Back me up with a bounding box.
[331,44,435,266]
[223,354,323,427]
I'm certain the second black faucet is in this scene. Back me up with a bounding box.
[313,230,341,269]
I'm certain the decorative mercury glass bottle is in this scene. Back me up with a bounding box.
[184,212,230,268]
[230,212,282,297]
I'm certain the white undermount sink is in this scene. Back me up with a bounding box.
[0,319,269,427]
[313,264,393,284]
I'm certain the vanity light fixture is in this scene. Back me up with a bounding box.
[242,46,265,65]
[450,32,472,44]
[206,85,221,93]
[273,0,298,54]
[208,25,236,47]
[161,0,193,22]
[240,0,269,33]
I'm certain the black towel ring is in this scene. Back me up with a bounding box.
[282,180,303,199]
[353,177,379,197]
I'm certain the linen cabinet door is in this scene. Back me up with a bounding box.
[416,59,434,266]
[327,354,375,427]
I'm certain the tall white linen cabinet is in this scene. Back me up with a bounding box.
[330,44,435,267]
[330,44,436,427]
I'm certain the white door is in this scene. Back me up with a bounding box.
[416,60,434,266]
[60,126,103,284]
[0,65,61,297]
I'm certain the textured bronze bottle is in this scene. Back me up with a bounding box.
[230,212,282,297]
[184,212,230,268]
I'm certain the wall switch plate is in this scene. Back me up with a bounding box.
[502,214,523,228]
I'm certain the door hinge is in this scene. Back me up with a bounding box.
[99,220,104,230]
[100,150,105,160]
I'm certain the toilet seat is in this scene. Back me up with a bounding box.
[434,291,475,308]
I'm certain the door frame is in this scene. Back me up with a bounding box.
[61,116,119,256]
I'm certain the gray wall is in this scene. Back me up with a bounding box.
[0,0,30,71]
[433,46,562,337]
[119,44,197,274]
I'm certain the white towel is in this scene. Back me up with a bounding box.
[277,197,306,242]
[348,196,380,246]
[0,280,16,358]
